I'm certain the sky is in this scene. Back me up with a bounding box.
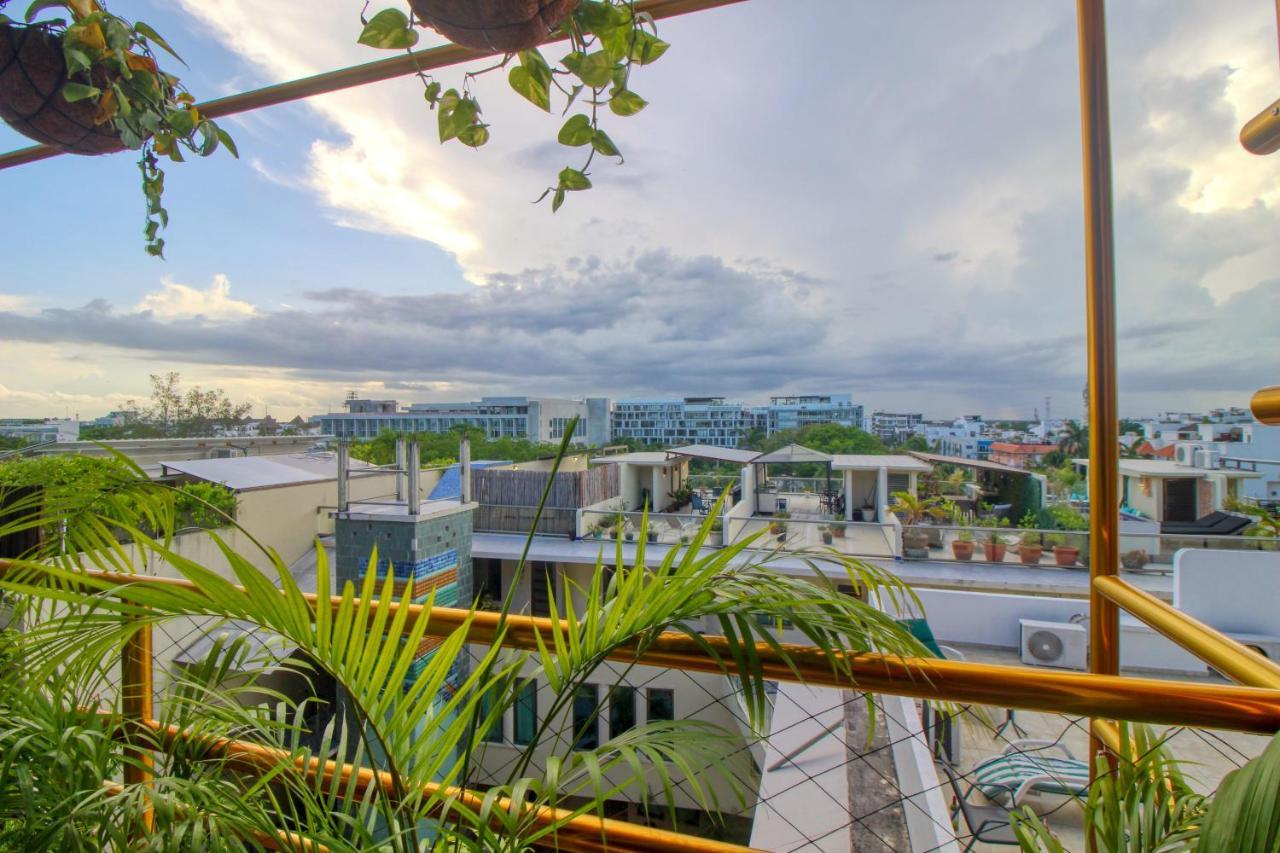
[1,0,1278,422]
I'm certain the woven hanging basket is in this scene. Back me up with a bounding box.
[408,0,581,53]
[0,24,121,155]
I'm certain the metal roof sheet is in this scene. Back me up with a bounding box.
[669,444,760,464]
[752,444,832,464]
[159,453,379,491]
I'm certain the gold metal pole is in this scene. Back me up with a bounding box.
[1240,96,1280,155]
[143,720,761,853]
[1076,0,1122,788]
[0,0,747,171]
[1095,575,1280,688]
[120,614,154,833]
[1252,385,1280,425]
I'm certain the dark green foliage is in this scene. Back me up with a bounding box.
[348,427,565,467]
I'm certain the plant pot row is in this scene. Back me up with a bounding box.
[951,541,1080,566]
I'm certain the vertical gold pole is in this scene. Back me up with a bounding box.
[121,615,155,832]
[1075,0,1121,791]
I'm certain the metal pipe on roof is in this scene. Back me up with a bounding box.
[460,437,472,504]
[395,437,406,502]
[336,441,349,513]
[406,441,420,515]
[0,0,747,171]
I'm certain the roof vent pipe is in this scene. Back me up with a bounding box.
[460,437,472,504]
[407,441,420,515]
[395,437,407,501]
[337,440,349,513]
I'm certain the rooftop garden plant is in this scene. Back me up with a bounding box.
[0,0,237,256]
[356,0,669,212]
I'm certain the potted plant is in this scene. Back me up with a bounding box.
[356,0,670,213]
[769,509,789,540]
[982,530,1007,561]
[0,2,237,256]
[821,526,833,545]
[707,516,723,547]
[860,504,876,522]
[830,521,846,539]
[1017,536,1043,565]
[891,491,938,559]
[1046,533,1080,567]
[1121,549,1148,571]
[951,529,975,561]
[589,523,603,540]
[645,527,657,544]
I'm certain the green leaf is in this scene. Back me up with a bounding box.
[590,129,620,158]
[60,82,100,103]
[558,167,591,191]
[23,0,68,23]
[508,66,550,112]
[630,31,669,65]
[166,106,196,137]
[357,8,419,50]
[457,123,489,148]
[422,80,441,105]
[557,114,594,147]
[214,126,239,159]
[133,21,186,64]
[551,187,566,212]
[63,47,92,76]
[608,88,647,116]
[570,51,614,89]
[437,89,479,144]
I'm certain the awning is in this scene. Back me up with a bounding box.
[753,444,832,464]
[669,444,760,465]
[909,451,1027,476]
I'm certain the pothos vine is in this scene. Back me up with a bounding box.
[358,1,668,211]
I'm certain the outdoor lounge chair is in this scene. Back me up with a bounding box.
[970,739,1090,806]
[939,761,1019,850]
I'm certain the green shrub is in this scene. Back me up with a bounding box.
[174,482,237,529]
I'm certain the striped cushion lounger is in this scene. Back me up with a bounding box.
[971,740,1090,805]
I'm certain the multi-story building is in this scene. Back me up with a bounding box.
[988,442,1058,469]
[0,418,80,444]
[868,411,923,445]
[610,397,754,447]
[927,416,991,460]
[317,396,611,445]
[752,394,863,435]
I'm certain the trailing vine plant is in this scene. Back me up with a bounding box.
[0,0,237,256]
[357,0,667,211]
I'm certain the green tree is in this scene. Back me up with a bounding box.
[1057,420,1089,458]
[897,434,929,453]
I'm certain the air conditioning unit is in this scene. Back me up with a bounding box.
[1195,448,1222,469]
[1020,619,1087,670]
[1174,444,1200,466]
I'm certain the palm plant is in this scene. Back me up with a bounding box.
[889,491,942,525]
[1058,420,1089,458]
[0,448,929,849]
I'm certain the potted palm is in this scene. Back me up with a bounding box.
[951,529,975,561]
[891,491,938,559]
[0,1,237,256]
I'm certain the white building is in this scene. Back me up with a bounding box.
[925,416,991,459]
[0,418,80,444]
[316,396,610,445]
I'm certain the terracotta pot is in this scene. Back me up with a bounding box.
[409,0,581,52]
[0,25,121,154]
[951,540,975,561]
[1053,546,1079,567]
[1018,545,1043,565]
[983,542,1006,561]
[831,525,846,538]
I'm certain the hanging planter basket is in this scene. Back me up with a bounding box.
[0,24,121,155]
[408,0,581,52]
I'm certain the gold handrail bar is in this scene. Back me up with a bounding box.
[0,0,747,171]
[1252,385,1280,425]
[1094,575,1280,689]
[8,566,1280,734]
[140,719,761,853]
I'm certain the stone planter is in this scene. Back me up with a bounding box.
[902,528,929,559]
[1053,546,1079,567]
[860,507,876,522]
[409,0,581,51]
[951,540,975,561]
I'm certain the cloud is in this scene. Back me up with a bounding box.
[133,275,256,320]
[0,294,32,312]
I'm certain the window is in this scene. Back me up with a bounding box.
[608,686,636,739]
[474,558,502,607]
[513,680,537,746]
[530,562,554,617]
[647,688,675,723]
[479,689,504,743]
[573,683,600,750]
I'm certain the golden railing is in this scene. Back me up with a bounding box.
[2,564,1277,851]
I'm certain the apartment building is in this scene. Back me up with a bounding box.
[752,394,863,435]
[316,395,611,445]
[868,411,924,445]
[610,397,754,447]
